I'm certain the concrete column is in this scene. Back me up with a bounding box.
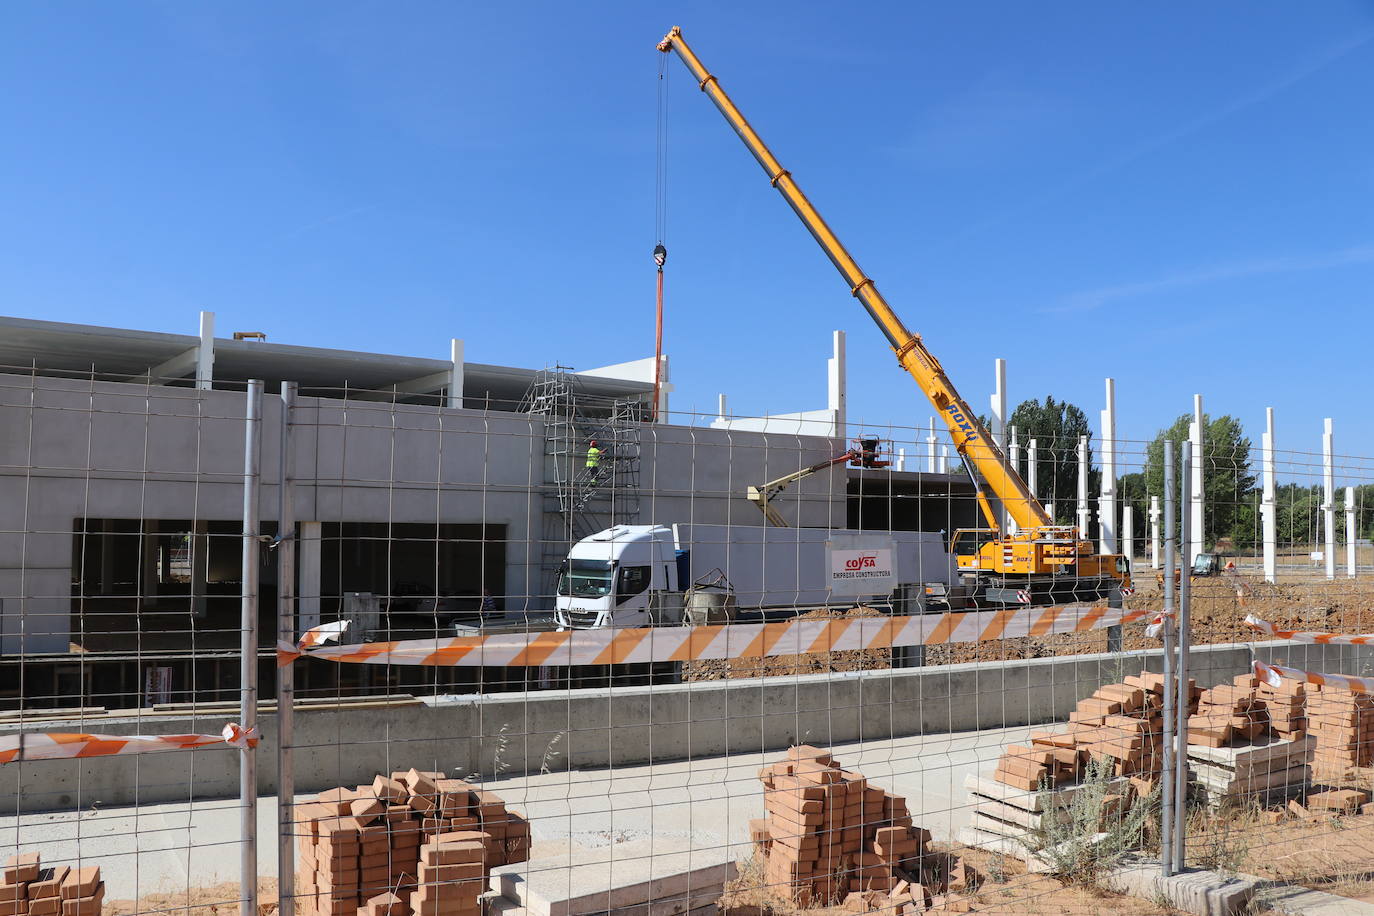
[1076,435,1091,538]
[1122,504,1134,564]
[100,519,116,593]
[1323,418,1336,580]
[1099,378,1117,555]
[656,354,671,422]
[717,394,728,423]
[448,339,465,409]
[989,358,1006,450]
[896,447,906,472]
[1027,438,1039,498]
[299,521,322,631]
[141,529,159,609]
[1007,426,1020,535]
[938,445,949,475]
[989,359,1008,533]
[1261,407,1277,583]
[1149,495,1161,569]
[1346,485,1357,579]
[196,310,215,391]
[828,330,846,439]
[926,419,938,474]
[191,520,209,619]
[1189,395,1204,567]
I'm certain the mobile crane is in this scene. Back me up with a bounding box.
[658,27,1130,607]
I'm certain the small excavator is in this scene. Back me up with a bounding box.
[659,27,1131,607]
[1156,551,1227,587]
[747,436,888,528]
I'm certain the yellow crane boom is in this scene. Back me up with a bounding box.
[657,26,1049,534]
[659,26,1130,604]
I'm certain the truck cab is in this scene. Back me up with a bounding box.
[555,525,678,629]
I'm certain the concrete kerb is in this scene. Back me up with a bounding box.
[1,639,1368,813]
[1105,861,1261,916]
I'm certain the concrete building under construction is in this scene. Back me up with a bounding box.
[0,313,978,709]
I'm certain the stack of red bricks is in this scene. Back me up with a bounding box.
[294,768,530,916]
[0,855,103,916]
[1308,684,1374,774]
[407,831,489,916]
[1187,676,1270,748]
[1253,673,1307,740]
[752,746,972,914]
[995,671,1198,790]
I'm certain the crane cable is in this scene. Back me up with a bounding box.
[655,52,669,247]
[651,53,669,421]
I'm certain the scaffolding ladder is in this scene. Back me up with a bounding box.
[521,368,645,593]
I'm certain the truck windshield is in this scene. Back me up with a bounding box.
[557,559,614,598]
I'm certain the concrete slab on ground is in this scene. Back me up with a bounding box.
[490,834,734,916]
[0,795,284,900]
[0,722,1033,902]
[1260,882,1374,915]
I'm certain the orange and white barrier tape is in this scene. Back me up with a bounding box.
[0,722,258,765]
[276,619,350,667]
[1243,614,1374,646]
[1254,659,1374,695]
[1144,611,1174,639]
[279,604,1159,668]
[1223,569,1250,607]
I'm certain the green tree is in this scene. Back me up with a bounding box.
[1144,414,1256,550]
[1117,471,1148,547]
[1006,396,1098,529]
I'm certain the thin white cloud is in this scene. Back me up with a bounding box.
[279,205,376,241]
[924,29,1374,254]
[1048,243,1374,313]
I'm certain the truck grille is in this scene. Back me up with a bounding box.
[567,609,602,628]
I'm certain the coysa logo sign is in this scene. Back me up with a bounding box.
[828,547,894,586]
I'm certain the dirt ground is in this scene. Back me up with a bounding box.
[720,806,1374,914]
[107,881,278,916]
[720,846,1186,915]
[682,574,1374,681]
[106,811,1374,915]
[1207,803,1374,905]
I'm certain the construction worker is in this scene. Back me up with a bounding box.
[586,439,603,480]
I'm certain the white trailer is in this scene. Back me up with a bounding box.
[554,523,954,629]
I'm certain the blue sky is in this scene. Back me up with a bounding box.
[3,2,1372,474]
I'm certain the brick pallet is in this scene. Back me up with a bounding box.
[991,668,1326,802]
[1185,735,1314,808]
[960,771,1132,855]
[1308,683,1374,776]
[0,854,103,916]
[754,746,977,915]
[295,767,530,916]
[992,670,1194,793]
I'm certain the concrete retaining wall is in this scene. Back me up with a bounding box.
[3,639,1367,813]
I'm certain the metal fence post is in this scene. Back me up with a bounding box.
[277,382,297,916]
[1160,441,1177,875]
[1172,439,1193,869]
[1106,598,1123,653]
[241,379,264,916]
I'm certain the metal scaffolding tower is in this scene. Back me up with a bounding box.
[521,368,646,591]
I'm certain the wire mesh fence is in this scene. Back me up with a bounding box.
[3,363,1374,916]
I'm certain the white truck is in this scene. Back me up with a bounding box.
[554,523,954,630]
